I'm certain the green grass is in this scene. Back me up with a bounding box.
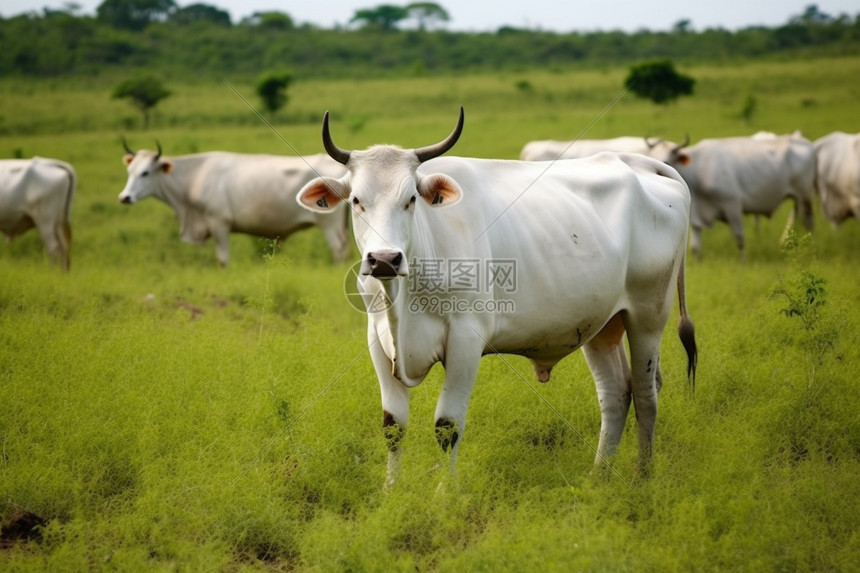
[2,56,860,571]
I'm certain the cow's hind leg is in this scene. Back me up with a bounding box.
[34,218,68,271]
[621,314,666,473]
[57,220,71,271]
[583,313,631,466]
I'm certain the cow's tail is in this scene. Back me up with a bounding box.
[50,159,76,271]
[676,253,697,391]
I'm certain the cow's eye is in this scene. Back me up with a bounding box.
[141,171,149,177]
[351,196,364,211]
[351,197,359,206]
[406,195,416,210]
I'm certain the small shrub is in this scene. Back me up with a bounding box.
[515,79,533,92]
[770,230,839,370]
[740,94,757,123]
[255,70,292,122]
[625,59,695,105]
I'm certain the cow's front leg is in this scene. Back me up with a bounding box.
[690,225,703,259]
[434,326,484,475]
[210,221,231,267]
[368,323,409,490]
[725,204,746,259]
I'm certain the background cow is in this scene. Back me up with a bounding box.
[661,135,817,257]
[519,136,678,161]
[813,131,860,226]
[751,129,806,141]
[119,142,350,266]
[1,157,75,271]
[297,109,697,487]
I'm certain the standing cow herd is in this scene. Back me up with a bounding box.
[522,130,860,257]
[2,127,858,270]
[1,112,858,486]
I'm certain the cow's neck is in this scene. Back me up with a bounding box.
[380,205,443,387]
[153,154,210,213]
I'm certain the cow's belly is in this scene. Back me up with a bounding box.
[0,212,33,237]
[230,203,313,238]
[489,298,621,359]
[743,192,788,217]
[232,218,311,238]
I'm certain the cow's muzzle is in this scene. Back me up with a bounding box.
[119,195,133,205]
[361,250,404,279]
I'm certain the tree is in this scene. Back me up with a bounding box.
[624,59,695,105]
[791,4,833,25]
[170,3,231,26]
[112,75,171,129]
[350,5,409,30]
[255,70,292,121]
[242,11,293,30]
[406,2,450,30]
[672,19,692,34]
[96,0,176,31]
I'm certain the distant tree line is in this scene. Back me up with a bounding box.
[0,2,858,78]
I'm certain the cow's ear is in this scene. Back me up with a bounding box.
[418,173,462,207]
[160,160,174,174]
[677,153,691,166]
[297,177,347,213]
[123,154,134,165]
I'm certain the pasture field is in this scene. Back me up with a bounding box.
[2,56,860,571]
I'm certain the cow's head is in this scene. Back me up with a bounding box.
[297,108,465,279]
[118,139,173,204]
[644,136,682,162]
[662,134,692,167]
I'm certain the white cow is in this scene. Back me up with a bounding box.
[297,108,697,487]
[1,157,75,271]
[118,141,350,266]
[751,130,806,141]
[661,135,816,257]
[813,131,860,225]
[520,136,678,161]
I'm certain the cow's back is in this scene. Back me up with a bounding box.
[418,153,690,356]
[520,137,650,161]
[681,137,813,216]
[192,152,346,236]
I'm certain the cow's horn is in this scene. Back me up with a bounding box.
[155,140,163,160]
[322,111,351,165]
[122,137,135,156]
[645,136,662,149]
[678,133,690,149]
[415,107,465,163]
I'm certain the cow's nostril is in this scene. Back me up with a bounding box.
[365,250,402,278]
[120,196,132,205]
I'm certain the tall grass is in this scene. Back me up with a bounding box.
[2,56,860,570]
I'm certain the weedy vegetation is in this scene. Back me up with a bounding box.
[1,56,859,571]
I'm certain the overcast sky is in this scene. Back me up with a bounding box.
[1,0,857,32]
